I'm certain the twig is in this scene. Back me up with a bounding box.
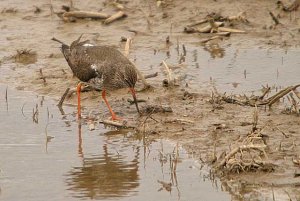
[267,84,300,106]
[104,11,127,24]
[274,125,289,138]
[217,27,246,33]
[221,84,300,107]
[259,87,271,100]
[99,119,135,129]
[289,93,299,114]
[57,87,70,108]
[252,106,258,131]
[182,44,186,56]
[127,98,147,105]
[32,104,39,124]
[269,11,280,25]
[39,68,46,84]
[63,11,110,20]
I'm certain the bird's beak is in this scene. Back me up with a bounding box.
[130,88,140,114]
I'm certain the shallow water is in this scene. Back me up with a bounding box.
[135,45,300,94]
[0,85,231,201]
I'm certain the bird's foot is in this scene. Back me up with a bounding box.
[110,114,123,121]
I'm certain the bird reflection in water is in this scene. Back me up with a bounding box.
[65,123,140,200]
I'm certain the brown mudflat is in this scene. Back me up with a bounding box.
[1,0,300,200]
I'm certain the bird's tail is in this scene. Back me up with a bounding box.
[51,37,69,47]
[51,37,71,63]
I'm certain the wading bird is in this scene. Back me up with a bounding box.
[52,35,140,120]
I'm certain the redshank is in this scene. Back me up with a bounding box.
[52,35,140,120]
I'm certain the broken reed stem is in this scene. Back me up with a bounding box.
[124,37,132,57]
[127,98,147,105]
[259,87,271,100]
[252,105,258,131]
[104,11,127,24]
[182,44,186,56]
[57,87,70,108]
[172,143,179,173]
[221,84,300,107]
[269,11,280,25]
[39,68,46,84]
[267,84,300,106]
[63,11,110,20]
[289,93,299,114]
[292,89,300,99]
[162,60,174,86]
[99,119,135,129]
[274,125,289,138]
[32,104,39,123]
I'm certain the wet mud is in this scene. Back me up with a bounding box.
[1,0,300,200]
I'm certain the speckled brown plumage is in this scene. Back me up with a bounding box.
[52,35,140,119]
[60,35,138,90]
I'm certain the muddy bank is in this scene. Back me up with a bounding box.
[1,0,300,200]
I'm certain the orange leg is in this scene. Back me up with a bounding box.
[101,89,120,121]
[129,88,140,114]
[77,83,82,120]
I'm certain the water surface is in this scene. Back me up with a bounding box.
[0,85,231,201]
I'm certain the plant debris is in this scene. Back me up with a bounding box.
[12,49,37,64]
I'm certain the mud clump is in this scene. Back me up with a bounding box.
[13,49,37,64]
